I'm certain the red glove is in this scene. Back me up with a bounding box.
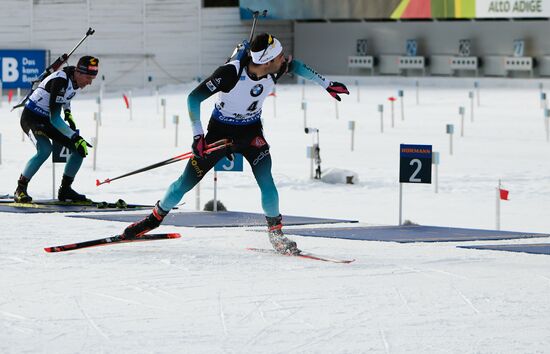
[192,134,206,158]
[326,81,349,101]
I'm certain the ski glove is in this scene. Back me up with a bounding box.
[326,81,350,101]
[64,109,76,130]
[72,134,93,158]
[192,134,206,159]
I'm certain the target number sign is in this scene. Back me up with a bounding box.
[52,141,70,163]
[215,153,243,172]
[399,144,432,184]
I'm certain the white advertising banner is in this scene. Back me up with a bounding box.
[477,0,550,18]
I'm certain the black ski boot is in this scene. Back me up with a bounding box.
[58,175,88,202]
[266,215,300,255]
[122,201,168,239]
[14,174,32,203]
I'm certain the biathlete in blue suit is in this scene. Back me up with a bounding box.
[14,56,98,203]
[122,33,349,254]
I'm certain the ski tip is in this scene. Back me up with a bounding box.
[95,179,100,186]
[44,247,53,253]
[167,233,181,239]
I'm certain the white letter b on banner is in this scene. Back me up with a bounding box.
[2,57,19,83]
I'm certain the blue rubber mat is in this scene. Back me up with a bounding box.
[459,244,550,255]
[68,211,358,228]
[284,225,550,243]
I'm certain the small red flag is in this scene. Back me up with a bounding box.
[123,94,130,109]
[499,188,509,201]
[388,97,396,102]
[268,91,277,97]
[8,90,14,103]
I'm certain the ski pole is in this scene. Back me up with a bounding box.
[12,27,95,111]
[96,139,232,186]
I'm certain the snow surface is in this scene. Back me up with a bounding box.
[1,77,550,353]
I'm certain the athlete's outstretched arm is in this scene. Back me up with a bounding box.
[288,59,349,101]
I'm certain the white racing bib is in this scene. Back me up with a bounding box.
[26,70,77,117]
[213,60,275,125]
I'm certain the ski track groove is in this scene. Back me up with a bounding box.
[2,322,33,334]
[7,256,33,264]
[394,287,414,316]
[0,310,27,320]
[423,267,469,280]
[218,291,228,336]
[141,282,182,300]
[270,300,314,329]
[129,277,204,293]
[238,297,270,324]
[401,265,468,280]
[287,326,348,353]
[48,332,69,342]
[316,268,421,280]
[123,280,182,301]
[87,291,171,312]
[258,302,267,323]
[157,260,192,272]
[74,298,110,341]
[286,308,373,352]
[455,287,480,314]
[379,327,390,354]
[122,279,207,308]
[0,307,34,334]
[1,313,34,335]
[245,306,302,348]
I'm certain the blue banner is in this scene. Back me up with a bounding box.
[0,49,47,89]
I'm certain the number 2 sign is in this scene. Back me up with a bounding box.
[399,144,432,184]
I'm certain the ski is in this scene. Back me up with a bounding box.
[44,233,181,253]
[0,198,154,209]
[246,248,355,264]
